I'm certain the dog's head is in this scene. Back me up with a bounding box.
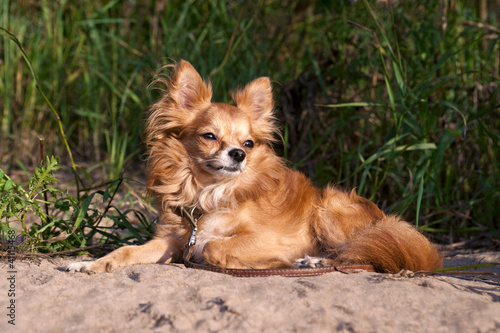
[147,60,278,186]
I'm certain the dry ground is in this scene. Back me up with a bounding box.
[1,251,499,332]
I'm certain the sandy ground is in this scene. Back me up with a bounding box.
[1,251,499,333]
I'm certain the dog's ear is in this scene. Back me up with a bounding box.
[147,61,212,141]
[170,60,212,110]
[233,77,277,142]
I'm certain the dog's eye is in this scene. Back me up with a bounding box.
[202,133,217,141]
[243,140,254,148]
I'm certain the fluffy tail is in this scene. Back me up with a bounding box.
[333,216,443,273]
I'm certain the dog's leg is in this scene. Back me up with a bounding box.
[202,237,264,269]
[65,237,181,274]
[202,233,309,269]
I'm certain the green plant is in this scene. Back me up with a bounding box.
[307,1,499,241]
[0,157,153,254]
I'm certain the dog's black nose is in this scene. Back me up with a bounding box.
[229,149,246,163]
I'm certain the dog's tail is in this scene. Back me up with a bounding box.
[332,215,443,273]
[317,188,442,273]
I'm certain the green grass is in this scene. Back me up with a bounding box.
[307,1,499,241]
[0,156,154,254]
[0,0,498,253]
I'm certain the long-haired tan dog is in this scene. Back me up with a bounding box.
[66,60,442,274]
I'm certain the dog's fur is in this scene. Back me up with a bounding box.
[66,60,442,274]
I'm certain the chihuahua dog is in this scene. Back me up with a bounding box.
[66,60,442,274]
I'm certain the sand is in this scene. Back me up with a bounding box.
[1,251,499,333]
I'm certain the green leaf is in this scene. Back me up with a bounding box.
[322,102,388,108]
[73,192,98,231]
[415,176,424,227]
[3,179,13,192]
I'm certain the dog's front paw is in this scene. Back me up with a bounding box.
[64,259,113,274]
[202,242,229,267]
[65,261,97,274]
[202,241,248,269]
[295,255,333,268]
